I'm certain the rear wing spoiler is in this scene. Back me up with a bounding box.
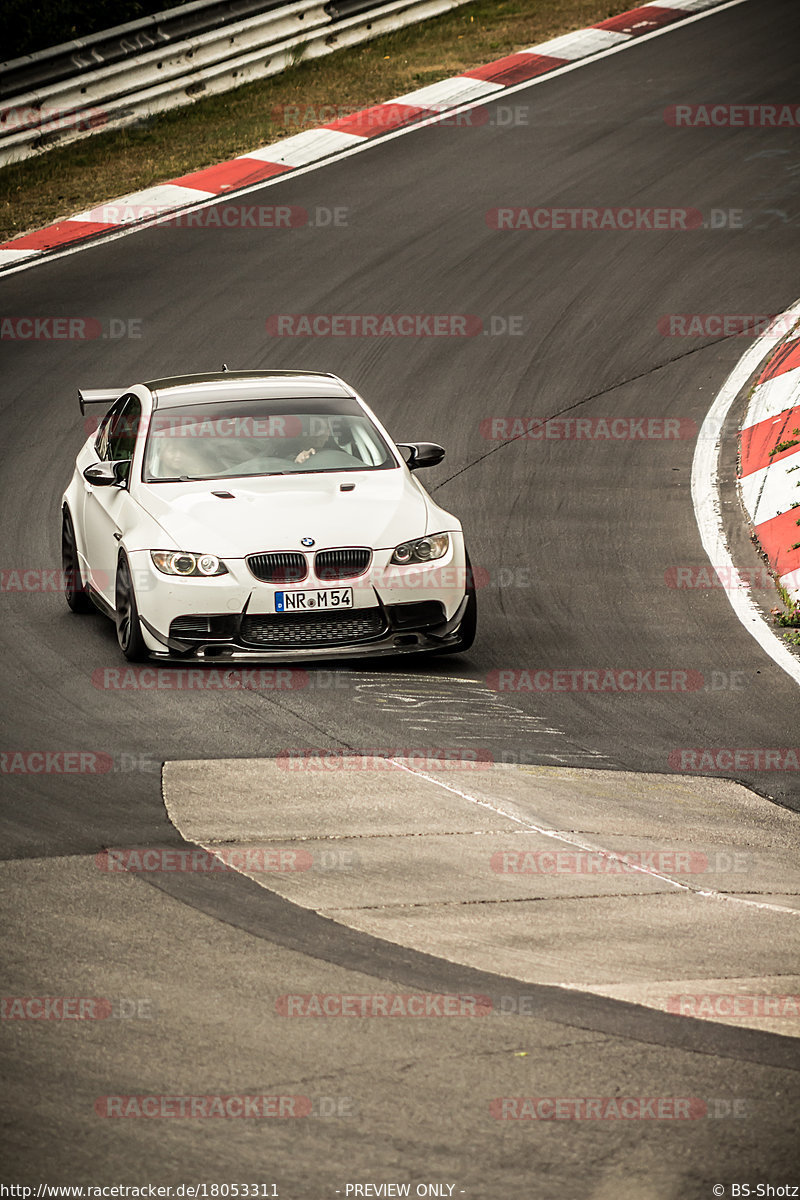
[78,388,125,416]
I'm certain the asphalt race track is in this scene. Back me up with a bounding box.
[1,0,800,1194]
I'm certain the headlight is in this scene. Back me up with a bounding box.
[150,551,228,577]
[390,533,450,565]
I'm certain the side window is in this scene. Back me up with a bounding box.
[107,396,141,462]
[94,397,126,461]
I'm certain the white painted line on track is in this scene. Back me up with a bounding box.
[388,759,800,916]
[691,300,800,689]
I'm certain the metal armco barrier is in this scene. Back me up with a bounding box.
[0,1,289,98]
[0,0,470,166]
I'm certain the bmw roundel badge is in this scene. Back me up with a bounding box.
[301,537,315,547]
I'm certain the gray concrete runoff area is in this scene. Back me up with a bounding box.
[162,759,800,1037]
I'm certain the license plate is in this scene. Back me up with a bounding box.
[274,587,354,613]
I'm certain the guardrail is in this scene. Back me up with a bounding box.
[0,0,289,98]
[0,0,470,167]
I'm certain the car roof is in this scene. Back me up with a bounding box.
[144,371,355,409]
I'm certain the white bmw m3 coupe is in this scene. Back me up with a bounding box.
[61,371,476,662]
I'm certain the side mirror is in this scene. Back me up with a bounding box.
[83,460,129,487]
[397,442,446,470]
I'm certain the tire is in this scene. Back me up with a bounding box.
[115,554,148,661]
[61,509,92,613]
[435,548,477,655]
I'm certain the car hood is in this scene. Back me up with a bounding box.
[134,469,438,556]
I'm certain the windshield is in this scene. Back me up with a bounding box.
[143,398,397,481]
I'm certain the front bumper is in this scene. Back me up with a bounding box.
[128,538,469,661]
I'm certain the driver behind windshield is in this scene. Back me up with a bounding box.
[148,431,213,479]
[278,416,338,464]
[146,410,380,479]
